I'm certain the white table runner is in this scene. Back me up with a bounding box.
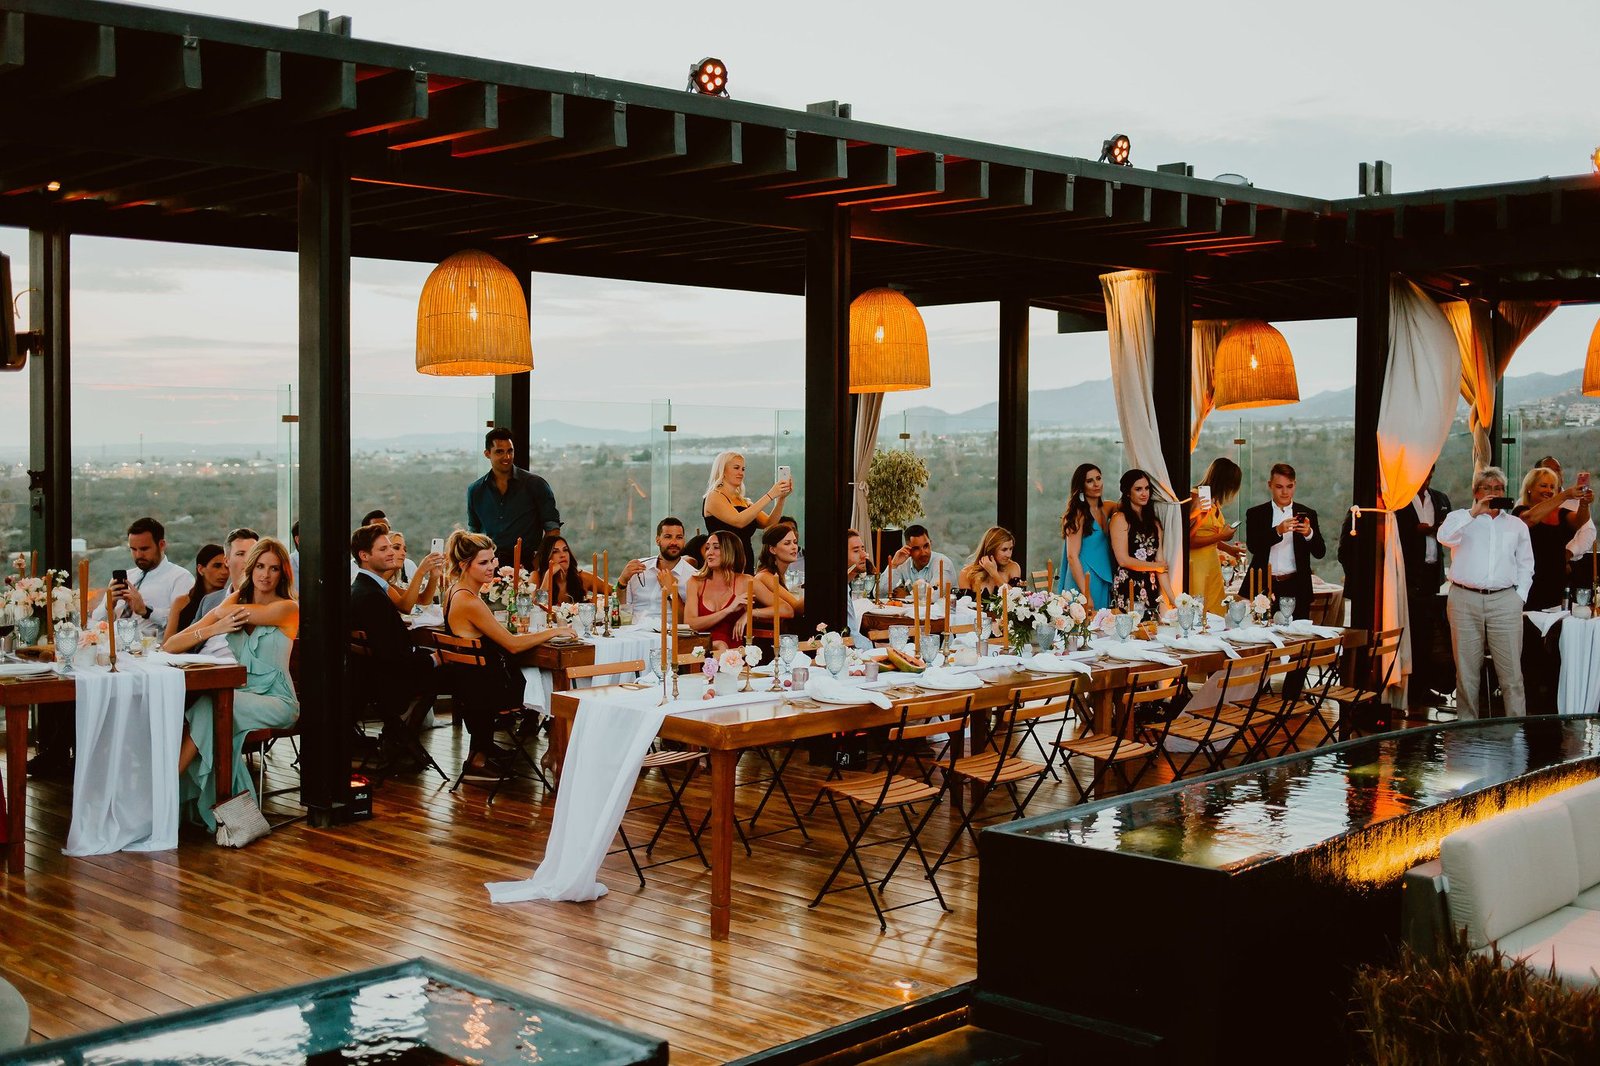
[1557,615,1600,716]
[64,660,186,856]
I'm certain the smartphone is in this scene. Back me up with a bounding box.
[777,464,791,484]
[1196,485,1212,507]
[430,537,444,556]
[1488,496,1516,511]
[1579,472,1591,493]
[111,568,128,585]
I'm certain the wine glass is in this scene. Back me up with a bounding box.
[115,616,139,654]
[888,624,910,650]
[576,603,595,638]
[785,570,804,594]
[1114,612,1137,641]
[54,621,78,673]
[1277,596,1297,626]
[779,633,799,679]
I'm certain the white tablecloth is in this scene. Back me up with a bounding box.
[1557,615,1600,716]
[64,660,186,856]
[519,627,657,711]
[486,676,795,904]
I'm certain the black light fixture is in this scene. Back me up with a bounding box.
[687,57,729,98]
[1099,134,1131,167]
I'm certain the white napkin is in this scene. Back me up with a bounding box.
[1220,626,1285,648]
[1525,610,1569,638]
[1093,641,1180,666]
[1022,653,1092,676]
[806,673,893,708]
[1276,619,1343,639]
[1157,634,1240,659]
[914,668,984,690]
[149,651,237,666]
[0,661,55,677]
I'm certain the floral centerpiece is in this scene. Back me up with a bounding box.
[1057,588,1093,647]
[700,646,760,698]
[1251,593,1272,624]
[4,569,75,644]
[980,587,1054,654]
[1172,592,1204,634]
[482,566,535,612]
[551,601,581,627]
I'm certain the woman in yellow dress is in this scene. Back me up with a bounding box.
[1189,457,1246,615]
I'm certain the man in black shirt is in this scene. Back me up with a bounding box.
[466,428,561,568]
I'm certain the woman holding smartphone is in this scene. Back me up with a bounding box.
[1189,458,1246,614]
[1513,465,1593,611]
[701,451,792,574]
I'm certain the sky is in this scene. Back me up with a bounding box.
[2,0,1598,446]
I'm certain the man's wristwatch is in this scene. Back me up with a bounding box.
[141,605,153,619]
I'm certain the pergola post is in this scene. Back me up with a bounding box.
[804,208,851,629]
[27,226,70,573]
[492,262,533,469]
[1153,268,1192,583]
[997,296,1030,570]
[1349,249,1389,634]
[297,142,354,826]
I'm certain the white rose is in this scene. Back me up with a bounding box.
[1068,602,1086,623]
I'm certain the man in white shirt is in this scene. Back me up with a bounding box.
[1437,466,1534,718]
[844,530,870,647]
[198,526,258,619]
[876,524,956,599]
[616,517,696,621]
[91,516,191,636]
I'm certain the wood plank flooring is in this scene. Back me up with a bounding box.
[0,705,1365,1062]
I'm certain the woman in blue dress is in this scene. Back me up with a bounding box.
[163,537,299,831]
[1057,463,1116,609]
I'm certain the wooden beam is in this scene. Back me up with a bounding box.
[729,124,795,179]
[0,12,22,74]
[611,107,686,165]
[450,90,562,157]
[849,208,1171,270]
[804,208,851,639]
[1152,266,1191,585]
[276,56,357,123]
[199,45,281,115]
[534,96,626,159]
[1348,248,1387,635]
[26,20,114,95]
[997,296,1030,569]
[382,80,497,151]
[345,67,429,137]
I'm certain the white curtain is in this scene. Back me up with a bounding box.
[1189,320,1233,451]
[1102,270,1183,588]
[1445,300,1556,473]
[1378,279,1463,691]
[851,393,883,538]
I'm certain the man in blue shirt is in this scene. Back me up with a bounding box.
[467,428,561,566]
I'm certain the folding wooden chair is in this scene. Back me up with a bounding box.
[349,629,448,785]
[932,676,1082,873]
[810,694,972,930]
[429,630,550,801]
[1057,665,1177,803]
[1321,628,1403,731]
[1282,637,1347,747]
[1141,652,1268,779]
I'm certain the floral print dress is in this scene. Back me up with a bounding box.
[1112,526,1161,619]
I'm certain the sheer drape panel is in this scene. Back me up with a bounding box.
[1189,320,1232,451]
[1445,300,1557,473]
[1102,270,1183,588]
[851,393,884,538]
[1379,279,1463,692]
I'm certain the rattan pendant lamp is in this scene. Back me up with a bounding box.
[416,249,533,376]
[1212,320,1300,409]
[849,287,930,393]
[1583,316,1600,396]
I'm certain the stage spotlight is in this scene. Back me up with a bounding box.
[687,57,729,98]
[1099,134,1131,166]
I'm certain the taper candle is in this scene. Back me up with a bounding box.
[875,529,883,597]
[513,537,522,591]
[78,558,89,626]
[745,578,754,641]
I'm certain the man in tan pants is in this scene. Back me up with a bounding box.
[1437,467,1534,718]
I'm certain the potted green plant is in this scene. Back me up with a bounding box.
[866,448,930,568]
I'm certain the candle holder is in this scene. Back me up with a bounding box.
[602,594,613,638]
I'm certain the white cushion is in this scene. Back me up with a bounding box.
[1552,779,1600,889]
[1442,803,1580,949]
[1477,905,1600,988]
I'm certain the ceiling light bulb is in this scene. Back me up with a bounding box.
[45,181,60,192]
[874,324,886,344]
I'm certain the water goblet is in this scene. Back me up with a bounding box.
[576,603,595,638]
[54,621,79,673]
[779,633,799,677]
[1113,612,1137,642]
[115,616,139,654]
[647,647,663,680]
[823,642,847,678]
[785,570,804,594]
[14,614,40,647]
[919,633,942,665]
[1277,596,1297,626]
[888,624,910,650]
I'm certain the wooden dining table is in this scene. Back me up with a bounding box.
[550,627,1363,940]
[2,661,247,874]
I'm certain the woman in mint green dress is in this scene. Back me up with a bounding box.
[163,538,299,831]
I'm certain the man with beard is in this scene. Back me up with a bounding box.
[616,517,697,619]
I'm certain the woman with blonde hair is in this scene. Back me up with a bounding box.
[442,530,576,777]
[701,450,792,574]
[163,537,300,831]
[959,526,1023,598]
[1514,465,1593,611]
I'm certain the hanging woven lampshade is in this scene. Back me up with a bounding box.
[1583,316,1600,396]
[849,287,930,393]
[1211,320,1300,410]
[416,249,532,376]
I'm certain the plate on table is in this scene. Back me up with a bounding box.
[0,662,56,679]
[544,637,589,648]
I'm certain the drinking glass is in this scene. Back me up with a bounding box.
[823,642,847,678]
[779,633,799,676]
[1113,612,1137,641]
[919,633,942,665]
[115,616,139,653]
[1277,597,1297,625]
[647,647,662,679]
[576,603,595,638]
[515,592,532,624]
[888,624,910,650]
[14,614,40,647]
[54,621,78,672]
[1577,588,1593,607]
[1227,599,1250,628]
[785,571,804,594]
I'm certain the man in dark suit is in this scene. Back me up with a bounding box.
[1395,468,1452,709]
[1245,463,1326,621]
[349,523,437,765]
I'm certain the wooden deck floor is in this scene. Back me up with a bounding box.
[0,708,1369,1062]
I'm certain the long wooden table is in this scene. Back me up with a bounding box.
[2,662,247,874]
[552,628,1363,939]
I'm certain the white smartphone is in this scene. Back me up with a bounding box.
[777,465,792,484]
[1197,485,1212,507]
[430,537,444,556]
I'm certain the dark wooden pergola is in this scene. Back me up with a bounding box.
[9,0,1600,822]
